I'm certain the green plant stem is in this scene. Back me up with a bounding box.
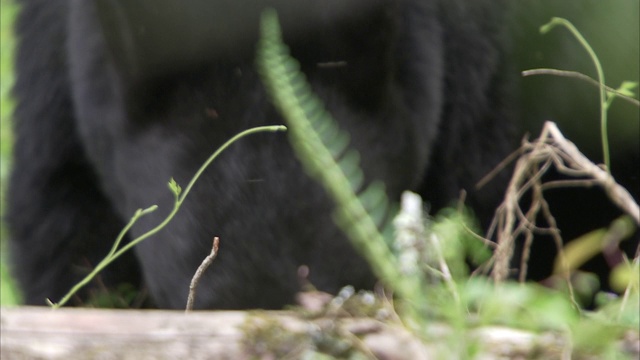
[49,125,286,308]
[49,206,156,308]
[521,69,640,107]
[107,206,158,259]
[541,17,610,173]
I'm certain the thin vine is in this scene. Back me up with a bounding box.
[48,125,286,308]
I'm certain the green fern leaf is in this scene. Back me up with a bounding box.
[256,9,427,308]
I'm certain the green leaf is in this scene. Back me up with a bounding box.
[609,261,639,293]
[168,177,182,197]
[616,81,638,98]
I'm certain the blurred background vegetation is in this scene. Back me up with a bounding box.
[1,0,19,305]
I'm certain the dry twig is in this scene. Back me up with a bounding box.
[186,237,220,312]
[488,121,639,283]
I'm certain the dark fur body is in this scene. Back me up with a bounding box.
[8,0,514,309]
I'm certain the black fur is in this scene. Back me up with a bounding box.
[8,0,514,309]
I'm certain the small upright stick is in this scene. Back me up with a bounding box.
[186,237,220,312]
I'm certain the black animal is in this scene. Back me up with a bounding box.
[8,0,515,309]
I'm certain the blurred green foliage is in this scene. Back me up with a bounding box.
[1,0,20,306]
[1,0,16,172]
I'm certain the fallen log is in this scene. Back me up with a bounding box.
[1,307,430,360]
[1,307,638,359]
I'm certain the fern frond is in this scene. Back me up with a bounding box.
[256,9,427,310]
